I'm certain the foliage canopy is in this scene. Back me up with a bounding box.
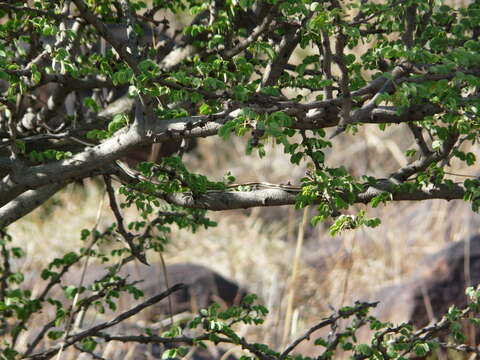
[0,0,480,359]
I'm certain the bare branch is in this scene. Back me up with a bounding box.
[119,0,139,60]
[98,333,223,345]
[261,23,301,87]
[318,31,334,99]
[221,9,276,59]
[104,175,148,265]
[407,122,432,157]
[280,302,378,360]
[160,181,467,211]
[401,4,417,49]
[390,132,459,182]
[332,31,352,135]
[26,284,185,360]
[0,182,65,228]
[0,232,11,302]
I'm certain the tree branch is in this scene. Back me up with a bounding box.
[26,284,185,360]
[280,301,378,360]
[103,174,148,264]
[390,132,459,182]
[0,126,142,207]
[407,122,432,157]
[0,182,65,228]
[160,181,467,211]
[221,9,276,59]
[261,23,301,87]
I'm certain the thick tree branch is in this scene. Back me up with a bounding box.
[407,122,432,157]
[401,4,417,49]
[261,23,301,87]
[332,31,351,134]
[0,182,65,228]
[318,31,334,99]
[160,181,467,211]
[0,106,241,207]
[71,0,138,71]
[0,126,142,207]
[370,103,442,124]
[0,95,456,209]
[221,9,276,59]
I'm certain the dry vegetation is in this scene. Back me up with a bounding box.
[8,125,480,357]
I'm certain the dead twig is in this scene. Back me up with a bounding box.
[103,175,148,265]
[26,283,185,360]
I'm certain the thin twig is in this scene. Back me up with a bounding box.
[26,284,185,360]
[159,252,174,326]
[103,175,148,265]
[55,189,106,360]
[280,302,378,359]
[73,344,107,360]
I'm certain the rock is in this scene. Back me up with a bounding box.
[19,263,246,359]
[136,262,247,317]
[63,262,247,319]
[373,235,480,328]
[297,235,480,359]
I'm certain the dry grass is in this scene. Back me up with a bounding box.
[7,124,480,358]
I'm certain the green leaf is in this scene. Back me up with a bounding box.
[314,338,328,347]
[83,97,99,112]
[138,59,158,73]
[162,349,177,359]
[64,286,77,299]
[82,338,98,351]
[47,330,64,340]
[199,103,213,115]
[239,0,254,10]
[86,129,109,140]
[108,113,129,134]
[80,229,90,241]
[413,343,430,356]
[30,64,41,84]
[355,344,372,356]
[11,247,25,258]
[15,140,26,154]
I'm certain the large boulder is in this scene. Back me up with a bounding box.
[372,235,480,327]
[296,235,480,358]
[19,263,246,359]
[133,262,247,317]
[62,262,247,320]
